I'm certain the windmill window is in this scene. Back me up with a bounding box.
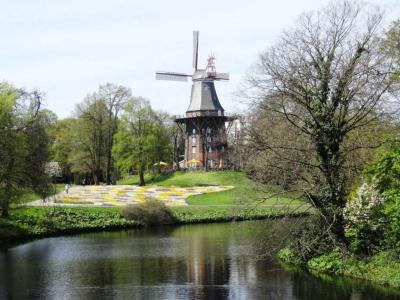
[192,129,196,135]
[192,137,196,145]
[192,146,196,154]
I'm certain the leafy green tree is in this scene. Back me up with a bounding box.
[66,84,131,185]
[71,95,108,184]
[113,98,169,186]
[151,112,173,173]
[98,83,131,184]
[0,83,51,217]
[49,118,76,182]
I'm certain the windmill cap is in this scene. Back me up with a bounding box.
[186,81,224,112]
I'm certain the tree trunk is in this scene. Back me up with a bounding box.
[0,201,9,218]
[139,168,145,186]
[106,153,112,185]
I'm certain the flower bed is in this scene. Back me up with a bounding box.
[55,185,234,206]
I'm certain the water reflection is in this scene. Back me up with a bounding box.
[0,220,399,300]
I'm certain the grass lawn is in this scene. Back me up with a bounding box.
[119,171,305,206]
[11,184,65,207]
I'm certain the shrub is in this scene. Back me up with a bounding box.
[284,216,336,264]
[307,248,346,274]
[344,183,386,254]
[121,198,176,226]
[362,142,400,252]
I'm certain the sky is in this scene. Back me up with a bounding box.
[0,0,399,119]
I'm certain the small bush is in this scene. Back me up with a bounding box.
[307,249,346,274]
[285,216,336,264]
[344,182,386,255]
[121,198,176,226]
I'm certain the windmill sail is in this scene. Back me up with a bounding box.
[214,72,230,80]
[156,71,191,82]
[192,31,199,70]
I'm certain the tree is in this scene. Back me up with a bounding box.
[98,83,131,184]
[71,95,108,184]
[382,19,400,75]
[151,112,173,173]
[247,0,396,247]
[24,108,53,201]
[0,83,51,217]
[68,84,131,185]
[168,120,185,170]
[49,118,76,182]
[113,98,167,186]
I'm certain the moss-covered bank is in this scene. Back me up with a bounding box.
[0,205,308,246]
[279,248,400,288]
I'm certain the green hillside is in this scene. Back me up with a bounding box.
[119,171,304,206]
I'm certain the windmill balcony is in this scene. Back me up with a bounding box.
[174,112,236,122]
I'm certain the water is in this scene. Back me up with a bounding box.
[0,220,399,300]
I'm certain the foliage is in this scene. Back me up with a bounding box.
[45,161,63,178]
[344,183,386,254]
[381,19,400,77]
[363,141,400,251]
[63,84,132,185]
[70,94,109,184]
[307,248,347,274]
[306,250,400,288]
[0,206,136,240]
[277,248,297,264]
[283,216,337,264]
[171,205,308,223]
[121,198,176,226]
[48,118,76,181]
[246,0,396,248]
[0,82,52,217]
[113,97,171,186]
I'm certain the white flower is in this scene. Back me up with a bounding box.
[344,182,385,226]
[45,161,62,178]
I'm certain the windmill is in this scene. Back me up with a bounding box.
[156,31,235,170]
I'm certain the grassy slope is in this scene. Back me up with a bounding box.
[0,204,309,245]
[119,171,305,206]
[11,184,65,206]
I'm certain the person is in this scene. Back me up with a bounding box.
[65,183,70,194]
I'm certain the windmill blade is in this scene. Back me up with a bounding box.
[214,72,230,80]
[193,31,199,70]
[156,71,191,82]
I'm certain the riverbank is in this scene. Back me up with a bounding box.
[279,248,400,289]
[0,204,309,246]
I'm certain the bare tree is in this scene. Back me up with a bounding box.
[247,0,397,246]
